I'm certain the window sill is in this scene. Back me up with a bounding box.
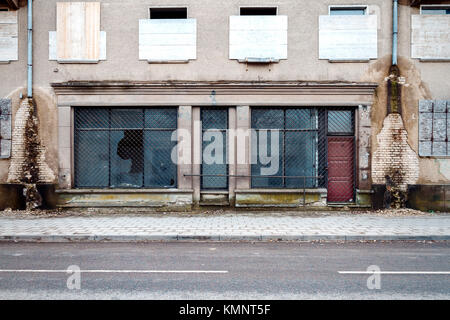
[56,189,193,194]
[236,189,327,194]
[147,60,190,64]
[237,58,280,64]
[57,59,100,64]
[327,59,370,63]
[418,58,450,62]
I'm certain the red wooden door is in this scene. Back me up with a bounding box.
[327,137,354,202]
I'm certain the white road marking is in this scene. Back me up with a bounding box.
[339,271,450,275]
[0,269,228,274]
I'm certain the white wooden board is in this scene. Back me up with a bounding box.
[139,19,197,61]
[229,16,288,60]
[0,10,17,61]
[0,37,17,61]
[49,31,106,61]
[319,15,377,60]
[411,15,450,59]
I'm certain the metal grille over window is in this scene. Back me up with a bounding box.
[419,100,449,156]
[201,109,228,189]
[251,108,319,189]
[251,107,355,203]
[74,108,177,188]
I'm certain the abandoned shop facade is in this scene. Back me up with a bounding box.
[0,0,449,210]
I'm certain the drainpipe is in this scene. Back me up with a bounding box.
[392,0,398,66]
[27,0,33,98]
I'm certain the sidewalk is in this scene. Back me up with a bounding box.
[0,212,449,242]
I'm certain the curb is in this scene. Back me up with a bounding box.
[0,234,449,242]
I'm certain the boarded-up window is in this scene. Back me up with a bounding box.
[0,10,18,62]
[319,14,377,60]
[0,98,12,159]
[411,15,450,60]
[229,16,288,62]
[50,2,105,62]
[419,100,450,157]
[139,18,197,62]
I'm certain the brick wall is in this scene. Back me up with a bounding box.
[7,99,55,183]
[372,113,419,191]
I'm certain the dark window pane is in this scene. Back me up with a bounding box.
[286,109,317,129]
[111,109,142,129]
[75,109,109,129]
[202,132,227,189]
[251,130,283,188]
[145,109,177,129]
[110,130,144,188]
[150,8,187,19]
[330,8,366,15]
[240,7,277,16]
[202,109,228,189]
[75,108,177,189]
[285,132,316,188]
[144,131,177,188]
[202,109,227,130]
[75,131,109,187]
[251,109,284,129]
[328,111,353,134]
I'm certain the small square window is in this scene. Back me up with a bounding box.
[150,7,187,19]
[240,7,277,16]
[329,6,367,15]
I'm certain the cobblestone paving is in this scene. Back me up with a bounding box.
[0,215,449,240]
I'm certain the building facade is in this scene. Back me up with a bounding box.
[0,0,449,210]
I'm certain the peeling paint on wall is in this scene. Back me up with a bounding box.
[7,99,55,184]
[436,159,450,180]
[372,113,419,191]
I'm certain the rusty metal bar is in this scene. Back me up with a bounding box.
[184,174,323,178]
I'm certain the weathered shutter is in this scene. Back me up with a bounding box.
[56,2,100,61]
[0,98,12,159]
[0,10,18,62]
[319,15,377,60]
[139,19,197,61]
[419,100,450,156]
[229,16,288,61]
[412,15,450,60]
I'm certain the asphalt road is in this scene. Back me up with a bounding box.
[0,241,449,299]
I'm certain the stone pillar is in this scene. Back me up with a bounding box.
[57,106,72,189]
[177,106,192,190]
[358,105,372,191]
[228,107,236,204]
[192,107,201,204]
[236,106,250,190]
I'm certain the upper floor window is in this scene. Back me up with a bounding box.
[229,7,287,62]
[319,5,377,61]
[150,7,187,19]
[49,2,107,63]
[0,8,18,63]
[411,6,450,60]
[240,7,277,16]
[329,6,367,15]
[421,5,450,15]
[139,7,196,62]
